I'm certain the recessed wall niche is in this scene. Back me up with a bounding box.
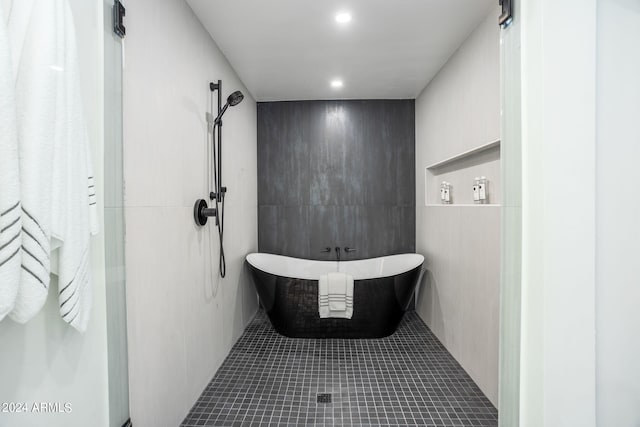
[424,139,501,206]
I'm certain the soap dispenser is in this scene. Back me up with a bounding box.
[444,182,451,204]
[478,176,488,204]
[473,177,480,203]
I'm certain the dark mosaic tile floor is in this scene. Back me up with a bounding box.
[181,310,498,427]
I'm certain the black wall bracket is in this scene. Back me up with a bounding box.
[499,0,513,28]
[113,0,126,38]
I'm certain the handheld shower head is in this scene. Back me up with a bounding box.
[227,91,244,106]
[199,82,244,277]
[214,90,245,125]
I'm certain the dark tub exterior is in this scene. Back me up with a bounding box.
[247,263,422,339]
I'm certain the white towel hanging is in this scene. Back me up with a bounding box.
[50,0,98,332]
[8,0,56,324]
[0,0,21,320]
[318,272,354,319]
[9,0,98,330]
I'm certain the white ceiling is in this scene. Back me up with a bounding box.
[186,0,496,102]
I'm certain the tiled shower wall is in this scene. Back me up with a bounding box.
[415,9,500,405]
[123,1,259,426]
[257,100,415,261]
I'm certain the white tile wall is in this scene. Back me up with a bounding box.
[417,10,500,166]
[416,205,500,405]
[414,8,501,406]
[123,1,258,426]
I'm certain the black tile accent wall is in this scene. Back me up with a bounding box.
[257,100,415,260]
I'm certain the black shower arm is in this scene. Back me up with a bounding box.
[214,103,229,126]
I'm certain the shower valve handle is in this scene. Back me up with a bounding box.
[320,247,331,253]
[193,199,217,226]
[344,247,357,253]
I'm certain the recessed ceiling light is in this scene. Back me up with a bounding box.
[335,12,352,24]
[331,79,343,88]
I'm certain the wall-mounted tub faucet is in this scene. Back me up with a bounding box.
[335,247,341,261]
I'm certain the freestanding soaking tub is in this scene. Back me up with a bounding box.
[245,253,424,338]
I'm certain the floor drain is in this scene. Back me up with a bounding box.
[316,393,332,403]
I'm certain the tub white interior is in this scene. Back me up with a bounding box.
[245,253,424,281]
